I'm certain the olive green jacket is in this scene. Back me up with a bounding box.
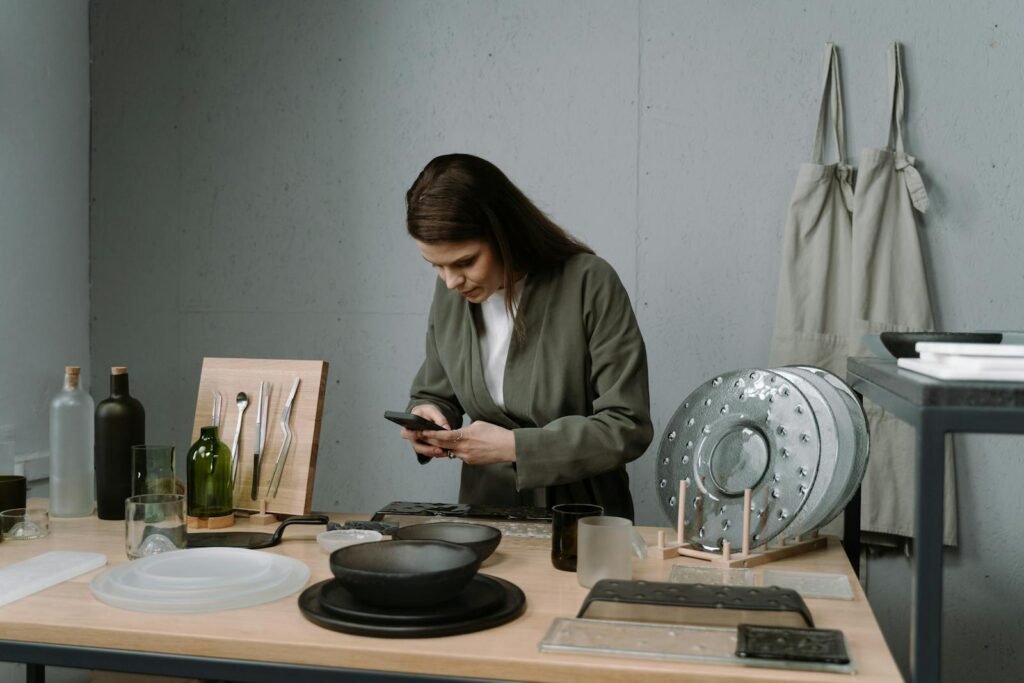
[408,254,653,521]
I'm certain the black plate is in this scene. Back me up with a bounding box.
[317,573,505,625]
[880,332,1002,358]
[299,574,526,638]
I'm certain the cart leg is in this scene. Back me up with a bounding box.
[26,663,44,683]
[843,485,861,577]
[911,421,945,683]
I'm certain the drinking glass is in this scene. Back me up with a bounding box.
[0,475,27,514]
[0,507,49,540]
[550,503,603,571]
[577,516,633,588]
[125,494,186,559]
[131,445,176,496]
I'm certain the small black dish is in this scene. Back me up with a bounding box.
[299,574,526,638]
[880,332,1002,358]
[329,539,480,608]
[317,574,505,625]
[392,522,502,563]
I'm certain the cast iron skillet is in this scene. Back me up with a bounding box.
[187,515,330,549]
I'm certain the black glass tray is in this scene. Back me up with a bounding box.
[578,579,814,629]
[370,501,551,522]
[299,574,526,638]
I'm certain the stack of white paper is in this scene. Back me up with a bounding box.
[898,342,1024,381]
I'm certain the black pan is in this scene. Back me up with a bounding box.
[187,515,330,549]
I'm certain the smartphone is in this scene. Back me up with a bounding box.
[384,410,445,431]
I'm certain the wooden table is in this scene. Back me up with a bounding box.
[0,513,901,682]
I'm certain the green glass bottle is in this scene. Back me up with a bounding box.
[186,425,233,525]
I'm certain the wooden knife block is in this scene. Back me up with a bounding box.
[190,357,329,518]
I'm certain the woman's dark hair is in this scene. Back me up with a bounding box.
[406,154,593,327]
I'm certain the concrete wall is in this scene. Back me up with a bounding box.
[88,1,1024,680]
[0,3,90,682]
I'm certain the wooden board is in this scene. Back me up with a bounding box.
[190,357,328,516]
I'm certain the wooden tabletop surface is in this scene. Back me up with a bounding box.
[0,512,901,682]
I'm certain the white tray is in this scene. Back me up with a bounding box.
[898,357,1024,382]
[0,551,107,607]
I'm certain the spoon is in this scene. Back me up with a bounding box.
[230,392,249,489]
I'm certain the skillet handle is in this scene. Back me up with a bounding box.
[268,514,331,545]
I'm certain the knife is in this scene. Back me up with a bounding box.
[251,381,271,500]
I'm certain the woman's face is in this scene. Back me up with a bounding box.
[416,239,503,303]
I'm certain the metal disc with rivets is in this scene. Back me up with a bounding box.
[773,368,839,539]
[791,366,870,531]
[655,369,822,551]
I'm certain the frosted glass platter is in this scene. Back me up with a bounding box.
[131,547,276,590]
[90,549,309,612]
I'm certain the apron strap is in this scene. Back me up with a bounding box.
[811,44,854,209]
[886,43,930,213]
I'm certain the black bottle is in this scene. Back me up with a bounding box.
[94,366,146,520]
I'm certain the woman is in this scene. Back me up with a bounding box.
[400,153,652,521]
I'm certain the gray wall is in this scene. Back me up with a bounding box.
[88,1,1024,680]
[0,3,90,683]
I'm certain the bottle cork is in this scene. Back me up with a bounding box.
[65,366,81,388]
[111,366,128,375]
[65,366,81,375]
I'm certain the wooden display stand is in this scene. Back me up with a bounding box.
[190,357,329,520]
[656,480,826,568]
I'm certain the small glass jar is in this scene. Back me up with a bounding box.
[186,425,234,528]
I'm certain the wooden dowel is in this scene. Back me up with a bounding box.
[742,488,751,556]
[722,540,731,563]
[677,479,686,547]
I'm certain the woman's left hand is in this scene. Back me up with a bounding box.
[418,421,516,466]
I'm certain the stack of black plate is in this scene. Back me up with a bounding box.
[298,574,526,637]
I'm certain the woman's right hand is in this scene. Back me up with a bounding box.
[399,404,451,458]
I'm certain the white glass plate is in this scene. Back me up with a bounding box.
[90,551,309,613]
[132,547,276,589]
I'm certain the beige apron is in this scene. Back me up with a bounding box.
[850,43,957,545]
[769,43,855,375]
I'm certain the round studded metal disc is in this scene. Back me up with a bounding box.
[656,369,822,551]
[774,368,839,539]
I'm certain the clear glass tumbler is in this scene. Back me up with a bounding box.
[125,493,186,559]
[0,507,50,540]
[577,515,633,588]
[131,445,176,496]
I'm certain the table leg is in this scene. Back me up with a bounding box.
[912,421,945,683]
[25,663,44,683]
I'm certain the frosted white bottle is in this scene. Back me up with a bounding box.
[50,366,95,517]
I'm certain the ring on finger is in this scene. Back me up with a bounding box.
[447,450,455,459]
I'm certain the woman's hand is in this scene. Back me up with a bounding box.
[399,404,452,459]
[418,420,516,466]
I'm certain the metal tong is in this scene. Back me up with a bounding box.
[267,378,301,498]
[212,391,223,427]
[251,381,271,500]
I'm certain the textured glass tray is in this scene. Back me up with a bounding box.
[539,618,856,674]
[668,565,853,600]
[762,569,854,600]
[669,565,755,586]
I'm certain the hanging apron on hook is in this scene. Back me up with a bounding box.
[850,43,957,545]
[770,43,854,376]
